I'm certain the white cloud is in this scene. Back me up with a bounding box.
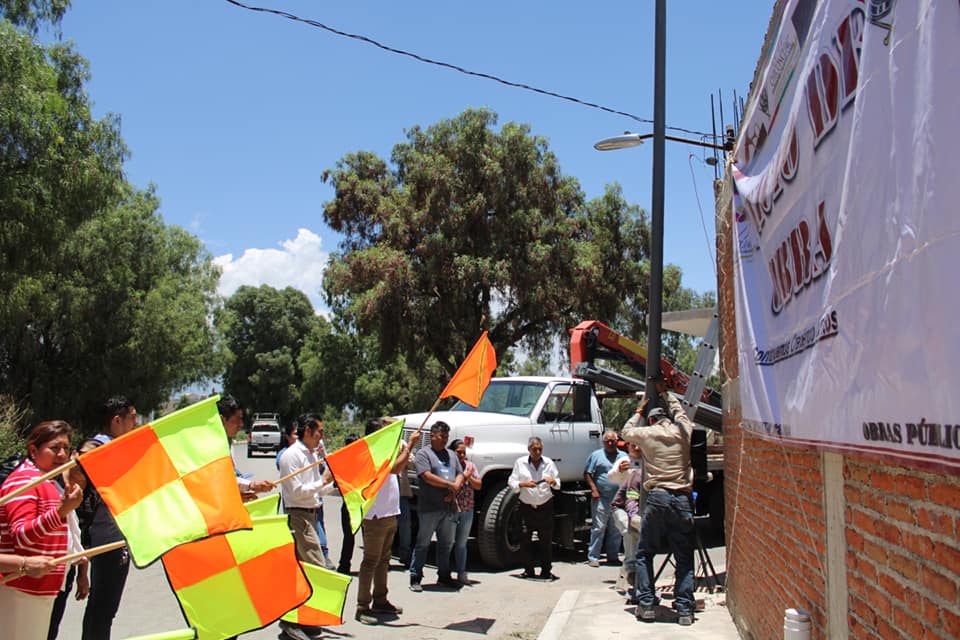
[214,228,329,314]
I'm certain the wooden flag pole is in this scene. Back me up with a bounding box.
[0,459,78,508]
[275,457,327,485]
[0,540,126,585]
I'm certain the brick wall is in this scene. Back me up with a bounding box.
[723,417,829,639]
[716,176,960,640]
[844,459,960,639]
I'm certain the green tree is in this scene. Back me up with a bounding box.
[321,109,653,392]
[217,285,321,419]
[0,25,223,430]
[0,0,70,34]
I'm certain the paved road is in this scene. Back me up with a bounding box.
[55,444,738,639]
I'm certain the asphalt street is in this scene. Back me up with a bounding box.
[53,443,739,640]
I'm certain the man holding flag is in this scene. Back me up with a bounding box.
[278,414,338,640]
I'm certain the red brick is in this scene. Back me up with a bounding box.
[885,497,915,525]
[852,508,878,536]
[875,617,899,640]
[929,480,960,510]
[917,506,952,535]
[894,604,923,639]
[933,542,960,574]
[945,606,960,639]
[920,599,941,626]
[901,530,934,558]
[866,587,893,617]
[848,463,872,484]
[888,550,920,581]
[896,475,926,500]
[876,519,903,545]
[920,565,957,602]
[847,528,865,552]
[871,470,897,492]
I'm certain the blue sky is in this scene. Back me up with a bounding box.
[56,1,773,311]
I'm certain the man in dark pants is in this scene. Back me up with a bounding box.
[80,397,138,640]
[621,382,697,626]
[507,437,560,580]
[408,421,463,592]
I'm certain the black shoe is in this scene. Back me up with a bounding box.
[437,575,462,589]
[520,569,537,579]
[355,609,379,625]
[539,571,558,581]
[409,576,423,592]
[678,612,694,626]
[371,600,403,615]
[279,620,315,640]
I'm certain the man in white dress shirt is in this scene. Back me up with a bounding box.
[278,413,338,640]
[507,437,560,580]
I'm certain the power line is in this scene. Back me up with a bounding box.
[223,0,713,139]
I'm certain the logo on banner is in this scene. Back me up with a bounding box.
[869,0,895,45]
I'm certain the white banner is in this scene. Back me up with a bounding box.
[731,0,960,465]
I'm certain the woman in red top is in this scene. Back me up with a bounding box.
[0,420,83,638]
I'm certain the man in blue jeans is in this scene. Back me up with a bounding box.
[409,421,463,592]
[621,381,697,626]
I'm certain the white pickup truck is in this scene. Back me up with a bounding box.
[401,376,604,568]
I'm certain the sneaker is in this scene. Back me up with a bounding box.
[586,559,600,568]
[519,569,537,579]
[355,608,379,625]
[323,556,336,571]
[409,578,423,593]
[371,600,403,615]
[678,613,694,626]
[636,605,656,622]
[457,572,470,586]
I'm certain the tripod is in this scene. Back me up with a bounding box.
[652,516,722,593]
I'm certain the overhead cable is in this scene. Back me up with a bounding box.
[223,0,713,139]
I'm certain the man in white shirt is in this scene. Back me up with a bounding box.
[278,414,338,640]
[507,437,560,580]
[355,418,419,625]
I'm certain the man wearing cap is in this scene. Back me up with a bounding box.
[409,421,463,592]
[621,380,697,626]
[507,437,561,580]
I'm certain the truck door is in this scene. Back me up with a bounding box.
[535,382,600,480]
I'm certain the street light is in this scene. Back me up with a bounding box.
[592,0,730,406]
[594,132,731,152]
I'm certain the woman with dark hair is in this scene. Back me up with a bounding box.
[0,420,83,638]
[449,439,481,586]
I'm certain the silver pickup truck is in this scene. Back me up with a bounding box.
[247,412,282,458]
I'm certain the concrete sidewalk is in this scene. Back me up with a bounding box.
[538,549,740,640]
[538,588,738,640]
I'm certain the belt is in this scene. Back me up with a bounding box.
[651,487,691,496]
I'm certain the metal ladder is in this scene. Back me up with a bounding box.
[680,308,719,422]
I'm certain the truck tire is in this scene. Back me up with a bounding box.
[478,483,524,569]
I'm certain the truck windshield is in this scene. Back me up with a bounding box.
[449,380,547,417]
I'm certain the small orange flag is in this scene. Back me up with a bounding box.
[439,331,497,407]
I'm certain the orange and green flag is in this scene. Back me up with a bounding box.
[325,419,404,532]
[243,493,280,518]
[122,629,197,640]
[161,515,310,640]
[281,561,351,627]
[78,396,252,566]
[439,331,497,407]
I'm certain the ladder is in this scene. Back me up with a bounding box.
[679,308,719,423]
